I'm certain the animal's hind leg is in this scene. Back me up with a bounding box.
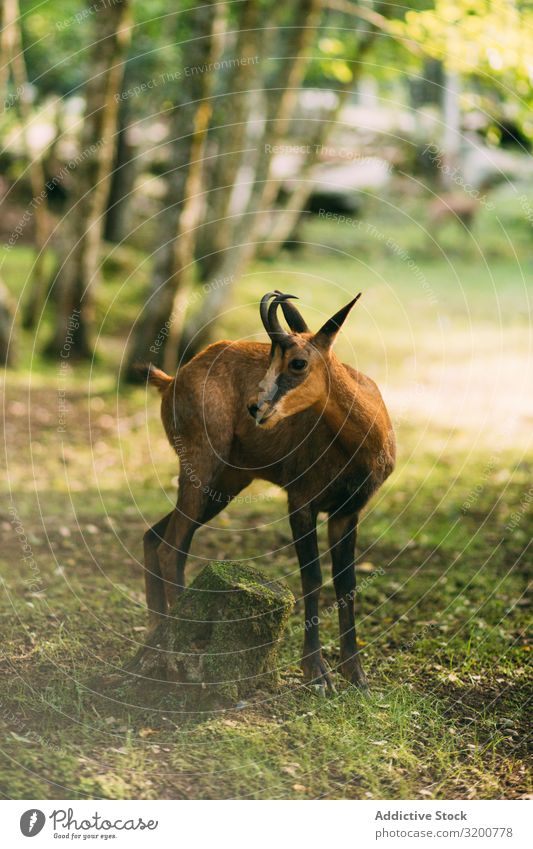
[157,469,253,611]
[143,512,173,626]
[157,484,210,612]
[155,428,227,610]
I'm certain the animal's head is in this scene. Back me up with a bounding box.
[247,290,361,428]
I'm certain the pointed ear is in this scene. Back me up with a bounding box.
[313,293,361,349]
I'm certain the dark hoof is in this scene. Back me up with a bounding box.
[340,656,368,691]
[350,677,370,696]
[302,654,336,694]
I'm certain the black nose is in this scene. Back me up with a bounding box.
[248,403,259,418]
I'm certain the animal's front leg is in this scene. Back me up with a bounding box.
[289,504,334,693]
[328,512,368,689]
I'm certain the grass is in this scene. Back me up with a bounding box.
[0,193,531,799]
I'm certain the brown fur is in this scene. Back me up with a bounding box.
[138,362,174,392]
[142,296,395,689]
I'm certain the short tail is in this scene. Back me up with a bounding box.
[135,362,173,393]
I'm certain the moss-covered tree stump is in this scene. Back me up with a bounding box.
[128,562,294,705]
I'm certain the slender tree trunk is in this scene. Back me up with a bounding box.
[0,6,15,365]
[43,0,132,359]
[194,0,264,280]
[2,0,50,331]
[260,20,382,259]
[243,0,323,238]
[0,280,15,366]
[0,3,9,99]
[178,0,323,360]
[409,58,443,109]
[442,68,461,189]
[103,90,137,244]
[161,5,227,374]
[125,0,323,375]
[123,1,227,381]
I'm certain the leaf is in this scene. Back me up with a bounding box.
[10,732,35,745]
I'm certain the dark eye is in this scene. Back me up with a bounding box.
[289,358,308,371]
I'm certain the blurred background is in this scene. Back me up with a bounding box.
[0,0,531,800]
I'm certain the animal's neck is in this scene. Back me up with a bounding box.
[316,355,392,464]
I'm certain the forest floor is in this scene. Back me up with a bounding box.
[1,202,532,799]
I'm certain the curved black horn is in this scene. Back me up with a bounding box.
[260,292,279,336]
[274,289,309,333]
[267,293,297,342]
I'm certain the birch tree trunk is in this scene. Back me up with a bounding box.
[2,0,50,331]
[124,0,323,377]
[123,0,227,381]
[178,0,323,360]
[103,91,137,244]
[194,0,264,280]
[259,20,383,259]
[0,280,15,367]
[43,0,132,359]
[441,68,461,189]
[0,4,15,365]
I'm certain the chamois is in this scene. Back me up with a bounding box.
[141,291,395,690]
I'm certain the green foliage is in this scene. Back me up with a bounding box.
[18,0,183,105]
[19,0,91,96]
[393,0,533,138]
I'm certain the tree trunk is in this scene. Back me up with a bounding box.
[194,0,264,280]
[260,3,387,259]
[161,4,227,374]
[126,562,294,707]
[0,281,16,367]
[2,0,50,331]
[103,91,137,244]
[0,6,15,366]
[179,0,323,360]
[0,2,9,99]
[441,68,461,189]
[409,58,443,109]
[241,0,323,240]
[123,0,227,382]
[43,0,132,359]
[125,0,323,375]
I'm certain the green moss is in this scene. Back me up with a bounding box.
[131,562,294,704]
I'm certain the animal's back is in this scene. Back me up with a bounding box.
[159,340,270,449]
